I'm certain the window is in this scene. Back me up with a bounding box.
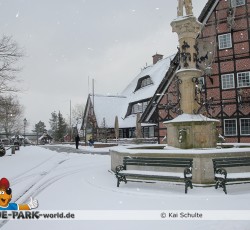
[143,127,149,138]
[231,0,245,7]
[224,119,237,136]
[221,74,235,89]
[141,77,153,87]
[143,127,154,138]
[149,126,155,137]
[119,129,123,138]
[134,76,153,91]
[237,72,250,88]
[132,103,141,114]
[218,33,232,49]
[131,101,149,114]
[240,118,250,135]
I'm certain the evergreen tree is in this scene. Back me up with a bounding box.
[33,121,46,135]
[56,111,67,141]
[49,111,58,140]
[49,111,67,141]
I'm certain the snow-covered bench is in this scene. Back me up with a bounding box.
[0,144,15,157]
[213,157,250,194]
[115,157,193,194]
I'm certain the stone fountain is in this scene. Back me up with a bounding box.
[110,0,250,185]
[164,0,219,149]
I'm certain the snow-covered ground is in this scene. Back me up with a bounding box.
[1,145,250,230]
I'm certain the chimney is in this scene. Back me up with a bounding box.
[152,53,163,65]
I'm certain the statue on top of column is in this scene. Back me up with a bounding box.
[177,0,193,17]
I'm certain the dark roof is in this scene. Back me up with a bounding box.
[198,0,218,23]
[140,54,179,123]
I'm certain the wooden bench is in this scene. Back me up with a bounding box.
[0,145,15,156]
[213,157,250,194]
[115,157,193,194]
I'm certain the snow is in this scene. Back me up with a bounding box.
[110,144,250,155]
[215,173,250,179]
[1,145,250,230]
[118,170,187,178]
[163,113,219,124]
[176,68,202,74]
[88,55,175,128]
[89,94,127,128]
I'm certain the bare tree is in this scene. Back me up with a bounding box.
[70,103,85,137]
[0,95,24,137]
[0,35,24,94]
[72,103,84,122]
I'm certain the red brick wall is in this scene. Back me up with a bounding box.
[217,23,229,34]
[158,0,250,144]
[220,61,235,72]
[216,0,228,10]
[223,104,237,117]
[234,42,249,55]
[236,58,250,71]
[207,88,221,101]
[233,31,248,43]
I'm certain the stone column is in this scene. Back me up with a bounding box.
[171,16,202,113]
[164,15,219,149]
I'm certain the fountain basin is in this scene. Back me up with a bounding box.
[110,144,250,185]
[164,114,219,149]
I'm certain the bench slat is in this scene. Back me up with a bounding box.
[214,162,250,168]
[213,157,250,162]
[124,157,192,168]
[119,170,187,178]
[124,162,191,167]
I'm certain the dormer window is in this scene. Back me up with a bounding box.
[134,75,153,91]
[131,101,149,114]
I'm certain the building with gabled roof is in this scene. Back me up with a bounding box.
[141,0,250,143]
[82,54,175,141]
[83,0,250,144]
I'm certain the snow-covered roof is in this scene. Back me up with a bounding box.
[163,113,219,124]
[91,95,127,128]
[10,135,24,139]
[38,133,53,140]
[121,55,174,103]
[89,55,174,128]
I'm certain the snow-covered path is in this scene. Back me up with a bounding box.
[0,146,250,230]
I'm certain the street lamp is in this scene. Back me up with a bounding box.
[23,118,27,146]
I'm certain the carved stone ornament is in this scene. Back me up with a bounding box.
[177,0,193,17]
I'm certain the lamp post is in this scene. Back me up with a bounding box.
[23,118,27,146]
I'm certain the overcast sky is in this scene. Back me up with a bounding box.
[0,0,208,131]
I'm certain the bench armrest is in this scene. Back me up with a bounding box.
[184,167,192,178]
[215,168,227,179]
[115,165,125,174]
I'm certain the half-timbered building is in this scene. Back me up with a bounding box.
[141,0,250,143]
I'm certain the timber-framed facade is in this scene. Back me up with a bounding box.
[141,0,250,143]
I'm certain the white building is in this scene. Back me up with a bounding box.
[82,54,175,140]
